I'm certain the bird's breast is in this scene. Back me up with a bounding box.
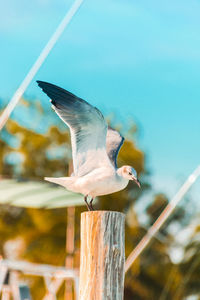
[74,168,129,197]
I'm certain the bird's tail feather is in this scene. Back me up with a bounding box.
[44,177,72,188]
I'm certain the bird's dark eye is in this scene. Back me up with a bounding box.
[129,172,132,175]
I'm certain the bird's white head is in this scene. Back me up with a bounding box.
[118,166,141,188]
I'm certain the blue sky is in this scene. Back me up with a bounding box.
[0,0,200,200]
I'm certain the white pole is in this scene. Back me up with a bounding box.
[125,164,200,273]
[0,0,84,131]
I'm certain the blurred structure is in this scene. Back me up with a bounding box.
[0,258,79,300]
[0,178,84,300]
[0,179,84,209]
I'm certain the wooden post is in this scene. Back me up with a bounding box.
[65,206,75,300]
[79,211,125,300]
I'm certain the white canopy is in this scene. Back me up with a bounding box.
[0,179,84,209]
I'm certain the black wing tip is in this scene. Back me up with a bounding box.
[36,80,51,88]
[37,80,59,88]
[36,80,48,91]
[36,80,79,99]
[37,81,57,107]
[36,80,43,86]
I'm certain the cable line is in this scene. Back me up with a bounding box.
[0,0,84,131]
[125,164,200,273]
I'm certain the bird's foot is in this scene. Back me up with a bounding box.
[84,195,91,211]
[84,196,95,211]
[89,198,94,211]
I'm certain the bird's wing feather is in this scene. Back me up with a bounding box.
[106,127,124,168]
[37,81,111,176]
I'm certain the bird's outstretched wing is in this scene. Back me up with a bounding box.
[37,81,111,176]
[106,127,124,168]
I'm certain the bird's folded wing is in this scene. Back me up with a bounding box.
[106,127,124,168]
[37,81,110,176]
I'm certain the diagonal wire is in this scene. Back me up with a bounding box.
[0,0,84,131]
[125,164,200,273]
[159,194,198,300]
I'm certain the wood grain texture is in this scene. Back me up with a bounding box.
[79,211,125,300]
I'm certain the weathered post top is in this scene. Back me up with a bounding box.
[79,211,125,300]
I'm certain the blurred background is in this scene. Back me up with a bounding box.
[0,0,200,299]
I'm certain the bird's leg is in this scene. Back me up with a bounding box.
[84,195,91,211]
[89,198,94,211]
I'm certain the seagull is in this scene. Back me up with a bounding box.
[37,81,141,211]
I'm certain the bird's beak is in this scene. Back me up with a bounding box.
[132,177,141,188]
